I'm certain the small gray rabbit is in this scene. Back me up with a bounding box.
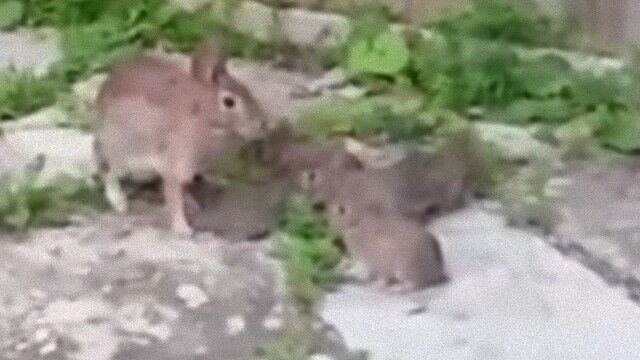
[326,198,448,292]
[301,136,476,223]
[94,39,268,235]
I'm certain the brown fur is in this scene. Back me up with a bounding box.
[327,201,448,291]
[94,39,268,235]
[305,133,480,223]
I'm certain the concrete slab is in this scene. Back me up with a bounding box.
[323,204,640,360]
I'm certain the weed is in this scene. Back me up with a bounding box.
[258,194,342,359]
[499,158,559,233]
[55,92,93,130]
[0,70,64,121]
[428,0,562,47]
[20,0,273,83]
[0,155,107,231]
[296,91,436,141]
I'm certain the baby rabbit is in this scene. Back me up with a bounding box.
[302,132,482,222]
[326,198,448,292]
[259,123,345,179]
[94,39,268,235]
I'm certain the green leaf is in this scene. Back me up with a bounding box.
[599,108,640,152]
[4,201,30,229]
[347,30,409,76]
[498,98,572,124]
[511,55,573,97]
[555,111,602,143]
[0,1,23,29]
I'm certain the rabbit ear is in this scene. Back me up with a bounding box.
[344,138,406,168]
[334,152,364,171]
[191,39,227,84]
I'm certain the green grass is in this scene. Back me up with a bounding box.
[0,155,108,231]
[298,6,640,154]
[9,0,636,157]
[428,0,563,47]
[274,193,342,312]
[257,194,342,359]
[409,34,640,152]
[0,70,65,121]
[17,0,274,83]
[296,91,471,142]
[54,92,93,130]
[498,159,559,232]
[0,0,279,121]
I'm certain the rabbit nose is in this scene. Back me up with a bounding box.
[259,120,269,131]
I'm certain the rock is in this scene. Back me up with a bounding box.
[279,8,350,46]
[474,122,559,163]
[33,328,51,343]
[0,107,68,132]
[227,59,314,123]
[262,315,282,330]
[115,302,175,341]
[305,68,349,94]
[310,354,335,360]
[1,127,96,182]
[176,284,209,309]
[225,315,246,336]
[170,0,212,12]
[0,29,60,75]
[72,73,108,104]
[38,340,57,356]
[231,1,275,42]
[42,298,112,325]
[231,1,350,46]
[336,85,367,99]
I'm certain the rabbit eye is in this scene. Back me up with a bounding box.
[308,171,316,182]
[337,205,346,215]
[223,96,236,109]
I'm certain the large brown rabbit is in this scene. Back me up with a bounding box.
[94,39,268,236]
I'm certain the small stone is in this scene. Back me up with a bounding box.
[481,200,502,212]
[49,246,62,258]
[176,284,209,309]
[111,248,127,259]
[310,354,334,360]
[155,304,180,321]
[128,336,151,347]
[147,324,172,342]
[101,284,113,295]
[74,266,91,276]
[271,303,284,315]
[336,85,366,99]
[29,289,47,301]
[306,68,348,93]
[611,256,630,270]
[226,315,246,336]
[39,340,57,356]
[33,328,50,343]
[262,315,282,331]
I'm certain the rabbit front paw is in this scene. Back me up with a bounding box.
[171,216,194,237]
[104,174,128,213]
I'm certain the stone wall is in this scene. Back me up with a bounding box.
[556,0,640,53]
[269,0,640,52]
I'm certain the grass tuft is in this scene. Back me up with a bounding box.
[0,155,107,231]
[0,71,65,121]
